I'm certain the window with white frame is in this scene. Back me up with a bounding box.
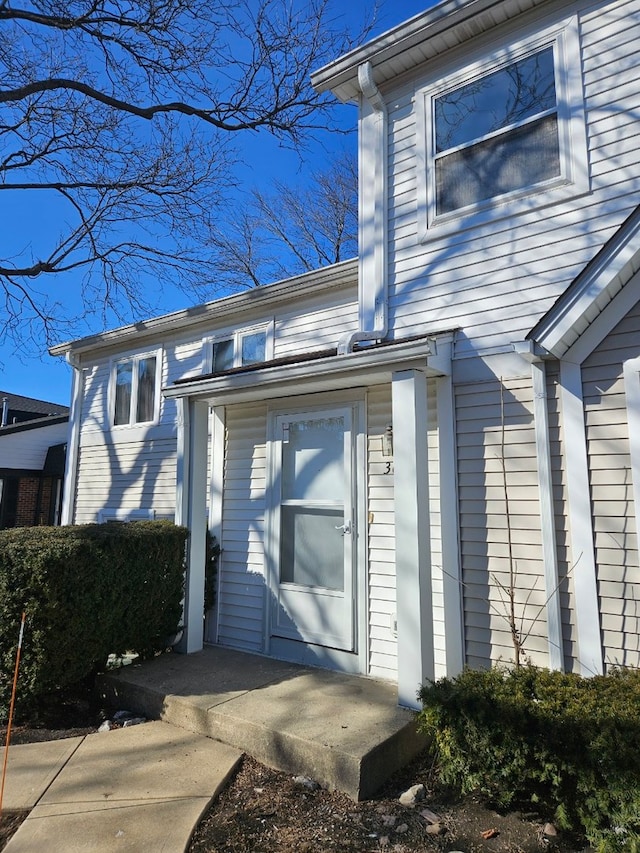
[418,16,588,232]
[98,509,156,523]
[208,324,272,373]
[112,351,160,426]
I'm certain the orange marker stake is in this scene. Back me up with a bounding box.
[0,612,27,819]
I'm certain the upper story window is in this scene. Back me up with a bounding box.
[112,351,160,426]
[208,323,273,374]
[418,16,589,235]
[434,47,558,215]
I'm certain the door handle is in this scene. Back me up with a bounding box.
[335,521,352,535]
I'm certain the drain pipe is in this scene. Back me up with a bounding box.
[60,350,83,526]
[1,397,8,427]
[338,61,388,356]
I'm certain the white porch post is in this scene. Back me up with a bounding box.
[175,396,209,654]
[559,361,603,675]
[392,369,435,708]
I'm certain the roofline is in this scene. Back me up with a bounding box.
[527,204,640,357]
[0,414,69,436]
[311,0,553,102]
[163,332,456,406]
[49,257,358,359]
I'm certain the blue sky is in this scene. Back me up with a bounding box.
[1,0,434,406]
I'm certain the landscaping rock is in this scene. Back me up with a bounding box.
[543,822,558,837]
[293,775,320,791]
[420,807,442,824]
[399,784,426,806]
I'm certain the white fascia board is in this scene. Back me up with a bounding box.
[530,213,640,359]
[49,258,358,361]
[311,0,545,102]
[163,337,448,406]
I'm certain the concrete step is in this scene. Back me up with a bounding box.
[97,646,427,801]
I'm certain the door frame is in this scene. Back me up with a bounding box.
[264,391,368,674]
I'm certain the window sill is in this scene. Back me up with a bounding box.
[418,177,592,244]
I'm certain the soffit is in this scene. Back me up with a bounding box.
[311,0,554,102]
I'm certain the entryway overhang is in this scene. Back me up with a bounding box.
[163,334,451,407]
[167,332,460,710]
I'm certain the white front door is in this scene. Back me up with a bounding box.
[268,406,357,657]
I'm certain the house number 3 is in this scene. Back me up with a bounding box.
[384,462,393,474]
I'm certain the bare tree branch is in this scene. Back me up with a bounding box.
[0,0,371,350]
[209,152,358,288]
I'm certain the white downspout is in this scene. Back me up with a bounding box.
[338,61,388,355]
[60,351,83,526]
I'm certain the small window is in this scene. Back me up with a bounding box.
[418,16,588,234]
[112,352,160,426]
[212,339,235,373]
[241,331,266,366]
[208,325,271,373]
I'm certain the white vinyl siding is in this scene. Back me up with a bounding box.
[384,0,640,356]
[216,403,268,652]
[367,382,445,681]
[456,376,549,669]
[73,438,177,524]
[274,292,358,358]
[73,348,177,523]
[0,421,68,470]
[583,302,640,668]
[367,385,397,679]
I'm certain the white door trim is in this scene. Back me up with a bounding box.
[264,393,367,673]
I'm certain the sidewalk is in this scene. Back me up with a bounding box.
[2,721,242,852]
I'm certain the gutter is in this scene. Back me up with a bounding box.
[338,62,389,356]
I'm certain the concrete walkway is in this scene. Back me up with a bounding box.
[98,645,426,801]
[2,647,425,850]
[2,721,242,852]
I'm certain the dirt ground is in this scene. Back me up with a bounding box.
[0,692,590,853]
[189,751,589,853]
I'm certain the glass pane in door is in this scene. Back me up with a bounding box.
[280,506,343,590]
[281,416,345,501]
[280,414,346,592]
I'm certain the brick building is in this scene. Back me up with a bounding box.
[0,393,69,529]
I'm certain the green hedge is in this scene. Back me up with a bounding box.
[418,666,640,852]
[0,521,187,720]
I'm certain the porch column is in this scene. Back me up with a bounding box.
[175,396,209,654]
[559,362,603,675]
[392,369,435,708]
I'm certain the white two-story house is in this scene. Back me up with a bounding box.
[52,0,640,708]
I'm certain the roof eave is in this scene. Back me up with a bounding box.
[163,333,454,407]
[49,258,358,360]
[312,0,551,102]
[527,206,640,358]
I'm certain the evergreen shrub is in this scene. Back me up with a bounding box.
[0,521,187,720]
[418,665,640,852]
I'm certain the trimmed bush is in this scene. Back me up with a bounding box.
[418,666,640,852]
[0,521,187,720]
